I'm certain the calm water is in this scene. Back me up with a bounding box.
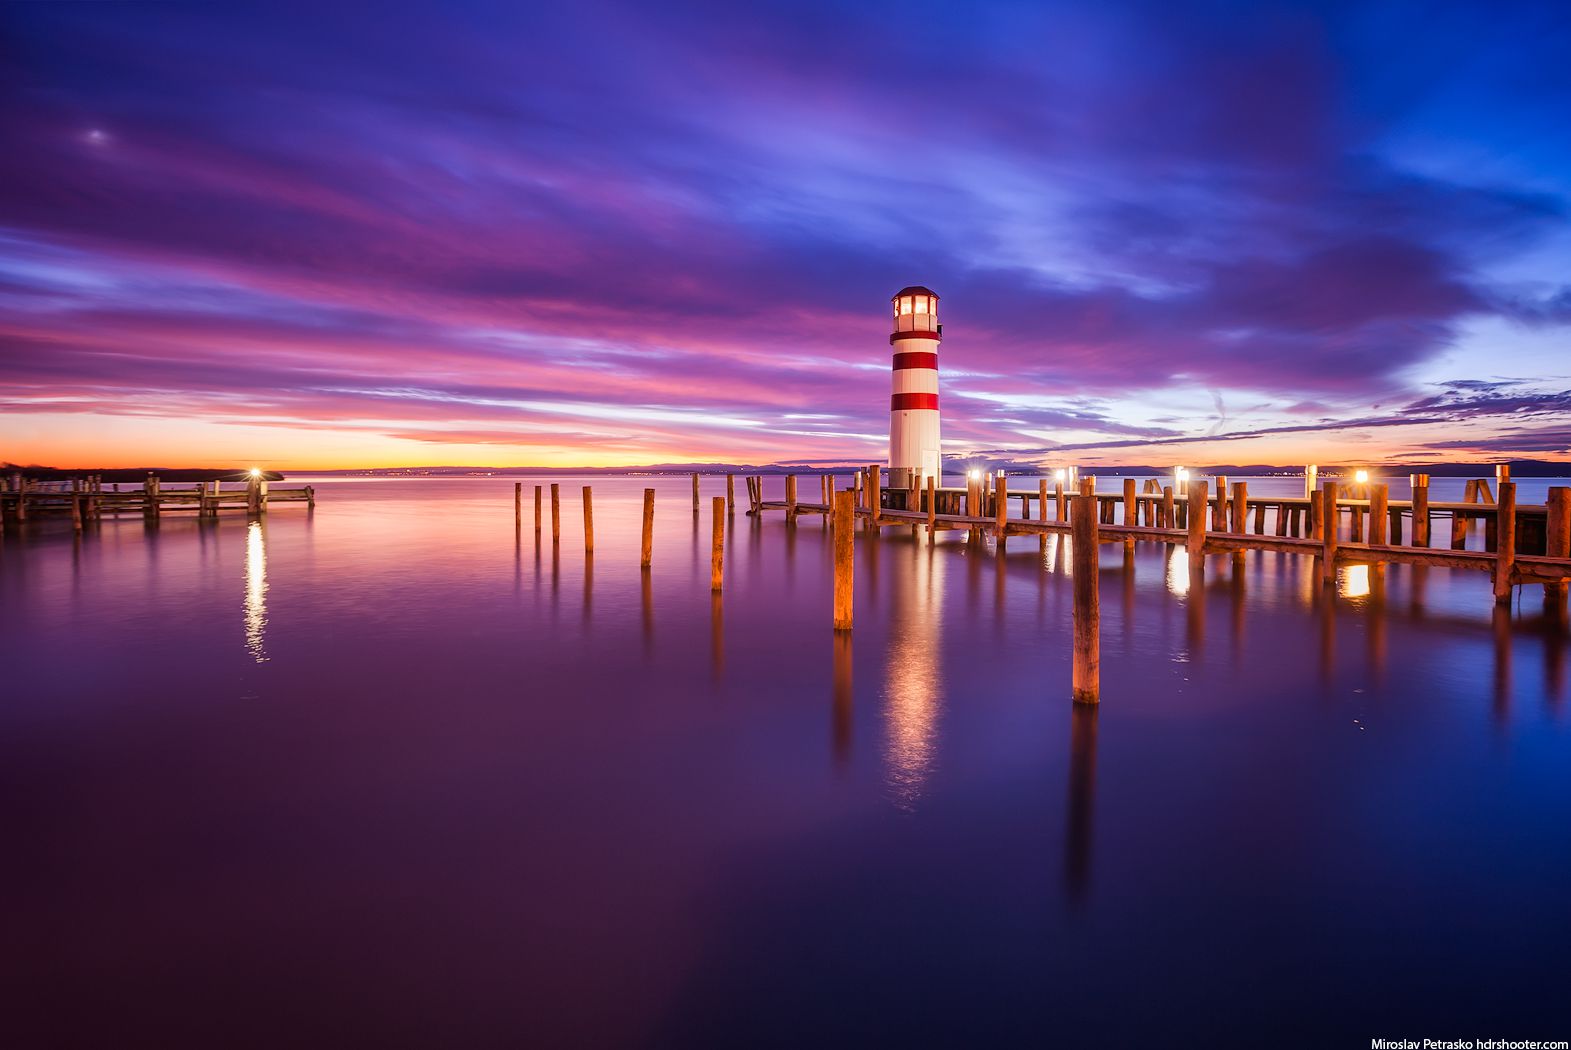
[4,475,1570,1047]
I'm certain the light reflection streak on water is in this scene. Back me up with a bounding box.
[884,546,944,811]
[1340,563,1370,599]
[1166,547,1190,596]
[245,519,268,663]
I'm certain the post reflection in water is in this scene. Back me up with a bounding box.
[640,570,653,656]
[832,632,852,766]
[244,518,268,663]
[1492,606,1512,722]
[883,543,945,810]
[1064,702,1098,904]
[710,592,724,682]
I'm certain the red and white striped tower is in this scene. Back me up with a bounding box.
[889,285,942,491]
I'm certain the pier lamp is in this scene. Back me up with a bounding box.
[1175,466,1189,485]
[1354,469,1370,485]
[1054,469,1066,483]
[968,468,981,482]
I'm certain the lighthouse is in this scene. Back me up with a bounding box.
[888,285,942,493]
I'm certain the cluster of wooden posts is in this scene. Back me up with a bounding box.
[515,476,741,591]
[739,465,1571,705]
[1,472,315,530]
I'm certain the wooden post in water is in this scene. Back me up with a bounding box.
[1454,480,1477,550]
[1123,478,1136,530]
[1494,481,1516,605]
[1211,475,1228,531]
[727,474,735,516]
[1039,479,1049,554]
[550,483,561,545]
[869,465,881,527]
[1231,482,1247,535]
[641,488,655,568]
[994,473,1007,547]
[583,486,594,554]
[70,487,82,531]
[1412,474,1430,547]
[515,483,522,528]
[1545,487,1569,618]
[692,472,700,513]
[1187,480,1207,554]
[710,496,725,591]
[1369,484,1389,546]
[1162,486,1175,531]
[785,474,797,521]
[832,489,854,631]
[1054,481,1066,523]
[1320,482,1339,586]
[1071,483,1100,705]
[927,475,937,541]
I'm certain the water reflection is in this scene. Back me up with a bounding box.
[1166,546,1190,596]
[1340,564,1371,599]
[883,544,945,810]
[832,632,852,766]
[244,519,268,663]
[1064,703,1098,904]
[710,592,724,681]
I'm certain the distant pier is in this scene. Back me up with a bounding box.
[2,472,314,529]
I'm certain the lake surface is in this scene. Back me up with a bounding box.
[4,475,1570,1047]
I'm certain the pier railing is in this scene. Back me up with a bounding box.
[1,472,314,530]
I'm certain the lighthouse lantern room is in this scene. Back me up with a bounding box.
[888,285,942,493]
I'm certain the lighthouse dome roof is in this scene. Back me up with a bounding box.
[892,285,938,300]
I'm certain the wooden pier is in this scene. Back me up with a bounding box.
[1,472,315,529]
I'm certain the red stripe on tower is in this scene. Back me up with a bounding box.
[891,392,939,411]
[892,351,939,371]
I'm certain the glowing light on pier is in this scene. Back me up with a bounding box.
[244,519,269,662]
[1354,469,1370,485]
[1175,466,1189,485]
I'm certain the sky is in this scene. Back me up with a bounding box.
[3,0,1571,470]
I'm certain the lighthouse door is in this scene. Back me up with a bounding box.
[921,450,941,486]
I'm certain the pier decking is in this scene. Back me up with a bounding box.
[2,473,314,529]
[747,468,1571,606]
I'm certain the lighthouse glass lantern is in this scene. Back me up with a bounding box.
[888,285,942,498]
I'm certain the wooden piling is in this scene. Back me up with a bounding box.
[785,474,797,521]
[832,489,854,631]
[1055,481,1066,522]
[1369,484,1389,546]
[1231,482,1247,535]
[1321,482,1338,586]
[1039,479,1049,553]
[1252,500,1265,535]
[515,482,522,528]
[995,473,1008,543]
[1162,485,1174,531]
[927,475,937,540]
[1494,481,1516,605]
[1412,474,1430,547]
[534,485,542,536]
[550,483,561,545]
[583,486,594,554]
[727,474,735,516]
[711,496,725,591]
[1071,485,1100,705]
[1187,480,1207,554]
[640,488,655,568]
[869,465,881,526]
[692,472,700,513]
[1545,487,1569,616]
[1122,478,1136,529]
